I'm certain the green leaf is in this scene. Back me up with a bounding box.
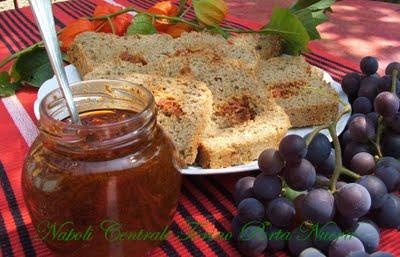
[10,47,53,87]
[291,0,335,12]
[0,71,21,97]
[126,14,158,35]
[264,8,310,55]
[295,9,321,40]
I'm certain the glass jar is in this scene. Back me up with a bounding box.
[22,80,182,257]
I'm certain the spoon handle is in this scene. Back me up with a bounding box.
[29,0,81,124]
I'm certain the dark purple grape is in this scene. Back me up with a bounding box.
[385,62,400,77]
[329,235,365,257]
[313,222,342,253]
[315,174,330,188]
[374,92,400,118]
[387,112,400,133]
[371,252,395,257]
[234,176,255,204]
[373,193,400,229]
[360,56,378,75]
[257,149,284,175]
[237,225,268,257]
[336,181,347,190]
[335,183,371,218]
[342,72,361,97]
[353,97,373,114]
[349,116,376,143]
[357,175,388,210]
[346,251,370,257]
[266,197,295,228]
[283,159,316,191]
[279,135,307,164]
[343,142,371,165]
[301,189,335,223]
[347,113,365,127]
[305,133,332,166]
[378,75,400,93]
[366,112,379,128]
[316,149,335,177]
[266,225,287,251]
[376,156,400,171]
[299,248,326,257]
[358,76,379,102]
[237,198,265,223]
[288,227,314,256]
[253,174,282,203]
[341,130,352,149]
[350,220,380,253]
[335,212,358,230]
[231,216,242,240]
[381,132,400,159]
[350,152,375,175]
[375,166,400,192]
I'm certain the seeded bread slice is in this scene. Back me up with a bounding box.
[67,31,283,77]
[84,67,213,165]
[256,56,338,127]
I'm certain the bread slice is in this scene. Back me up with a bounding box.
[230,34,283,60]
[197,102,290,168]
[67,31,283,77]
[84,66,213,165]
[257,56,339,127]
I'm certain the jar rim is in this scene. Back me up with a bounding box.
[39,79,155,130]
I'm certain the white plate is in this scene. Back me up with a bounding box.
[34,64,350,175]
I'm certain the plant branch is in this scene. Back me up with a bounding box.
[375,115,384,158]
[223,27,298,35]
[340,167,361,179]
[328,124,343,192]
[305,124,330,145]
[392,69,398,93]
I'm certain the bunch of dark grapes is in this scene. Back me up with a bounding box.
[231,57,400,257]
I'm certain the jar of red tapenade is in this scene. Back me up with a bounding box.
[22,80,182,257]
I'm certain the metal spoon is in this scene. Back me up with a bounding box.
[29,0,81,124]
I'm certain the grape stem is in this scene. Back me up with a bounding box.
[391,69,398,93]
[328,125,343,192]
[340,167,360,179]
[374,116,384,159]
[323,105,361,191]
[305,125,330,145]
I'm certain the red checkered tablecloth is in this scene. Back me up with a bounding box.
[0,0,399,256]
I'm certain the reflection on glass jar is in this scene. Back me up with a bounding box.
[22,80,182,257]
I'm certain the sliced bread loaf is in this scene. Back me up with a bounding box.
[67,31,283,76]
[84,66,213,165]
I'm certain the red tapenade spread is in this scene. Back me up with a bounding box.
[22,81,182,257]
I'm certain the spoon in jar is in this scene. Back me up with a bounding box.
[29,0,81,124]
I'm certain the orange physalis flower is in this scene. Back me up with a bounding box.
[92,3,132,36]
[147,1,179,32]
[165,22,193,38]
[193,0,227,26]
[59,19,94,51]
